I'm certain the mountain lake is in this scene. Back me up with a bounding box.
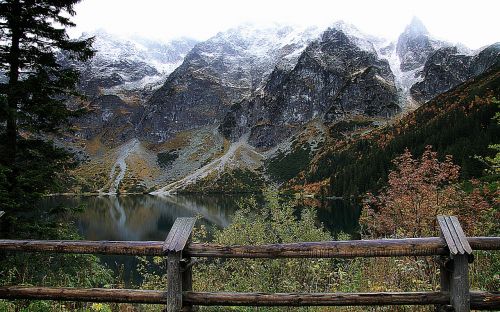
[39,194,360,285]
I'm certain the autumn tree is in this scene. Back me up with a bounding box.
[361,146,493,238]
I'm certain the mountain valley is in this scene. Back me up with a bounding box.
[59,19,500,195]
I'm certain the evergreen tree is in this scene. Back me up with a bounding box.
[0,0,93,224]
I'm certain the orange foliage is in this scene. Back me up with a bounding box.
[290,179,329,195]
[361,146,495,238]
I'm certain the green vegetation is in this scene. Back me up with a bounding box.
[193,190,333,295]
[138,189,337,311]
[306,68,500,198]
[327,119,374,140]
[0,0,94,228]
[183,168,265,193]
[0,2,498,311]
[135,177,498,311]
[267,142,312,182]
[0,216,113,311]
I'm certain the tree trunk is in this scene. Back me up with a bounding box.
[5,0,22,191]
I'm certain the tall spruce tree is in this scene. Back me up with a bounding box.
[0,0,93,215]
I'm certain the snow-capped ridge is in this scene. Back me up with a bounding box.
[77,29,198,94]
[326,20,381,53]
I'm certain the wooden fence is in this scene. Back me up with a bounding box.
[0,215,499,311]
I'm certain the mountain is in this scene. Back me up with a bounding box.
[395,17,448,72]
[73,30,198,98]
[59,20,500,195]
[137,24,323,143]
[220,23,399,149]
[304,66,500,197]
[411,43,500,102]
[62,31,197,145]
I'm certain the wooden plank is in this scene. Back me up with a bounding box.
[438,216,459,255]
[437,256,452,311]
[177,219,196,252]
[451,255,470,312]
[0,237,497,258]
[164,218,196,253]
[185,237,449,258]
[470,291,500,309]
[467,237,500,250]
[164,218,195,312]
[444,216,465,254]
[167,251,182,312]
[450,216,472,254]
[0,287,497,308]
[183,291,450,306]
[0,287,447,306]
[0,286,168,303]
[0,239,165,255]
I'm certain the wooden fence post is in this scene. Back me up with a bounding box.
[164,217,196,312]
[437,216,473,312]
[181,255,194,311]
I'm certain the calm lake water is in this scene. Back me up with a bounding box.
[40,194,360,284]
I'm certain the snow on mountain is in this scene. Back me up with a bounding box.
[395,17,447,72]
[64,19,500,194]
[76,30,198,96]
[139,23,324,142]
[221,24,399,149]
[375,40,423,108]
[328,21,380,53]
[187,23,324,92]
[375,17,453,107]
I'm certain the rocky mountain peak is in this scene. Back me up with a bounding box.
[327,21,379,53]
[73,30,198,98]
[411,42,500,102]
[220,24,399,149]
[396,17,445,71]
[138,23,324,143]
[404,16,429,37]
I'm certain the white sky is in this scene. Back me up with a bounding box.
[70,0,500,49]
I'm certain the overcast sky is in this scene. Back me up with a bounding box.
[70,0,499,49]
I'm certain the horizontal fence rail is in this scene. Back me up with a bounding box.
[1,237,499,257]
[0,287,498,309]
[1,216,499,311]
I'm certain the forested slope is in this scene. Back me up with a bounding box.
[304,67,500,197]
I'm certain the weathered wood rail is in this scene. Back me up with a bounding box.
[0,216,499,311]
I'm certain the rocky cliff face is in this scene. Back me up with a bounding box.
[221,25,399,149]
[137,24,323,143]
[62,31,197,146]
[75,30,197,98]
[73,95,143,145]
[395,17,447,71]
[411,43,500,102]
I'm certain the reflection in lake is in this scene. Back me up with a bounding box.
[40,194,360,285]
[41,195,361,241]
[42,194,241,242]
[40,194,243,285]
